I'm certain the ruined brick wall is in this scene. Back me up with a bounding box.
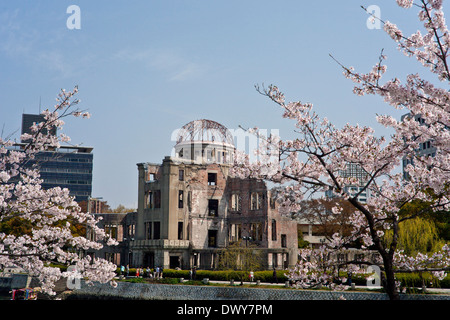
[187,163,229,250]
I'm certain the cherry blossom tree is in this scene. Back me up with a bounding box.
[0,86,118,296]
[232,0,450,300]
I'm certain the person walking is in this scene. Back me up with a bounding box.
[120,265,125,277]
[273,267,278,284]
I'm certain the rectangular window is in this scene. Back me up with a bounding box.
[251,192,257,210]
[208,230,218,247]
[250,192,264,210]
[251,223,263,241]
[281,234,287,248]
[271,219,277,241]
[145,222,152,240]
[105,225,118,240]
[178,190,184,208]
[154,190,161,208]
[270,196,276,209]
[207,149,216,162]
[208,172,217,186]
[272,253,278,268]
[145,191,153,209]
[300,225,309,236]
[178,222,183,240]
[230,193,241,212]
[146,190,161,209]
[187,191,192,211]
[127,224,135,240]
[208,199,219,216]
[229,224,242,242]
[154,222,161,240]
[179,169,184,181]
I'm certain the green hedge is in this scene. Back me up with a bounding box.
[395,272,450,289]
[161,269,288,283]
[344,271,450,288]
[117,268,449,289]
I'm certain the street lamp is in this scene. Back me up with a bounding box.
[242,236,252,247]
[241,236,253,284]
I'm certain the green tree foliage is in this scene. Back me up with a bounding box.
[384,217,446,256]
[425,210,450,242]
[0,215,86,238]
[217,240,264,271]
[297,231,310,249]
[0,217,33,237]
[110,204,136,213]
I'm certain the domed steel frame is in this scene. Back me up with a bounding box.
[176,119,234,147]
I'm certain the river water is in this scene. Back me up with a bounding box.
[0,292,10,300]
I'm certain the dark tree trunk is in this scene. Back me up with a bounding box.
[383,256,400,300]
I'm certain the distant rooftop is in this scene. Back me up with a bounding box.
[11,142,93,153]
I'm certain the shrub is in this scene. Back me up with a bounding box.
[161,269,288,283]
[158,277,181,284]
[162,269,189,279]
[123,277,145,283]
[395,272,450,289]
[343,271,450,288]
[254,270,288,283]
[121,268,450,289]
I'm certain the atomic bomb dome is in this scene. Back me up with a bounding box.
[175,119,234,146]
[174,119,235,164]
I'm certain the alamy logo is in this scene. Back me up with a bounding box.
[366,5,381,30]
[66,5,81,30]
[66,265,81,289]
[366,265,381,288]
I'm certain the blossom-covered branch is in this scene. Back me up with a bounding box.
[0,87,117,296]
[233,0,450,300]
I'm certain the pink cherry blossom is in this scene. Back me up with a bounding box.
[233,1,450,300]
[0,86,117,296]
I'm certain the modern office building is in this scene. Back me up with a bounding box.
[11,113,93,202]
[21,113,57,141]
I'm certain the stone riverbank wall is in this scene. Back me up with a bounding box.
[68,281,450,301]
[0,274,34,291]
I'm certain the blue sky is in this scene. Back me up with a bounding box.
[0,1,446,209]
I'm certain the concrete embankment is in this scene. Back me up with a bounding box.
[67,280,450,300]
[2,275,448,300]
[0,274,33,292]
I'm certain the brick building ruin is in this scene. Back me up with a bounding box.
[129,119,298,270]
